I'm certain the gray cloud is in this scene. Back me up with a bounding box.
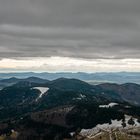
[0,0,140,59]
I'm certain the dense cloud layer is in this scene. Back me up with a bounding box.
[0,0,140,60]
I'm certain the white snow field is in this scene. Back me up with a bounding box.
[99,102,118,108]
[80,115,140,137]
[32,87,49,101]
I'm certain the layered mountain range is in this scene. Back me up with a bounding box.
[0,77,140,108]
[0,77,140,139]
[0,72,140,84]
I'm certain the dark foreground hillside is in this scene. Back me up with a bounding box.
[0,78,140,139]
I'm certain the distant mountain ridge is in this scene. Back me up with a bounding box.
[0,76,49,89]
[0,72,140,84]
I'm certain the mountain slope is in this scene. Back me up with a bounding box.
[0,77,49,89]
[47,78,94,92]
[0,78,108,120]
[97,83,140,105]
[0,78,140,121]
[0,78,140,139]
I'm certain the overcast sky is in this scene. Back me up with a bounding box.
[0,0,140,72]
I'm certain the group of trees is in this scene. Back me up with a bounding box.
[121,116,135,128]
[66,103,124,129]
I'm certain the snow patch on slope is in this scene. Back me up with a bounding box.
[99,102,118,108]
[32,87,49,101]
[73,94,86,100]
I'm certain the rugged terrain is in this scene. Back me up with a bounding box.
[0,77,140,140]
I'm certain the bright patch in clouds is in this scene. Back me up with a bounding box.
[0,57,140,72]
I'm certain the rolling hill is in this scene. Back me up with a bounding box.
[0,77,140,139]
